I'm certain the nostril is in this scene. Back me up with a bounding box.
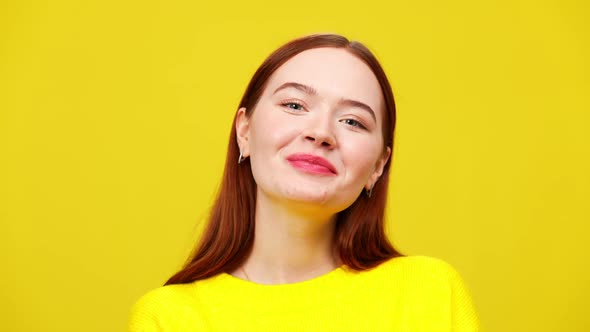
[304,133,334,147]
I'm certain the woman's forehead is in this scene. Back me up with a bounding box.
[263,48,384,113]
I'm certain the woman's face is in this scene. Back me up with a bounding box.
[236,47,390,214]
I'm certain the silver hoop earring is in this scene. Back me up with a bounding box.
[238,151,244,164]
[366,184,374,198]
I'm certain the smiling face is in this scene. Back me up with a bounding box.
[236,47,391,214]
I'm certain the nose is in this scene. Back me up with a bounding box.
[303,118,336,148]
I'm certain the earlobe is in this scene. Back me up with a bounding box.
[235,107,250,157]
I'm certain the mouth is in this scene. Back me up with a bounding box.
[286,153,338,175]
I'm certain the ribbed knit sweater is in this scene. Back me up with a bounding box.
[128,256,479,331]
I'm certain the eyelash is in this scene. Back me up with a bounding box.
[280,101,368,130]
[281,101,306,111]
[340,118,367,130]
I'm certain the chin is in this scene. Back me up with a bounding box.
[282,187,331,204]
[282,187,357,212]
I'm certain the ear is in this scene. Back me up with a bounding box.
[365,146,391,190]
[235,107,250,157]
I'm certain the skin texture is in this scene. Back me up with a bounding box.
[233,48,391,284]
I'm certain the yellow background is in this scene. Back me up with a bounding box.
[1,0,588,331]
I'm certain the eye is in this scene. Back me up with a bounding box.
[281,102,305,111]
[340,118,367,130]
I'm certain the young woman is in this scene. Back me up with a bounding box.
[128,33,479,331]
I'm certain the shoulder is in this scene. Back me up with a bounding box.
[130,282,199,313]
[361,255,471,296]
[374,255,462,280]
[128,283,200,331]
[372,256,480,330]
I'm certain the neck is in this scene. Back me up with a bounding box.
[238,190,340,284]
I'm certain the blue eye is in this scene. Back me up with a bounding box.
[341,118,367,129]
[282,102,305,111]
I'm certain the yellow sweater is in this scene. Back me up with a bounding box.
[128,256,479,331]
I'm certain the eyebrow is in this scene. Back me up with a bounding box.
[273,82,318,96]
[273,82,377,123]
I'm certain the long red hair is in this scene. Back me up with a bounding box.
[166,34,402,285]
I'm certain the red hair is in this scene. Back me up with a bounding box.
[166,34,402,285]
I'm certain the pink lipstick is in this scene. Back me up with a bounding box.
[286,153,337,175]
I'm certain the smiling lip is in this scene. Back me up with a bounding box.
[286,153,337,175]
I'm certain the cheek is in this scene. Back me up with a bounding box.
[341,136,382,178]
[249,107,300,156]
